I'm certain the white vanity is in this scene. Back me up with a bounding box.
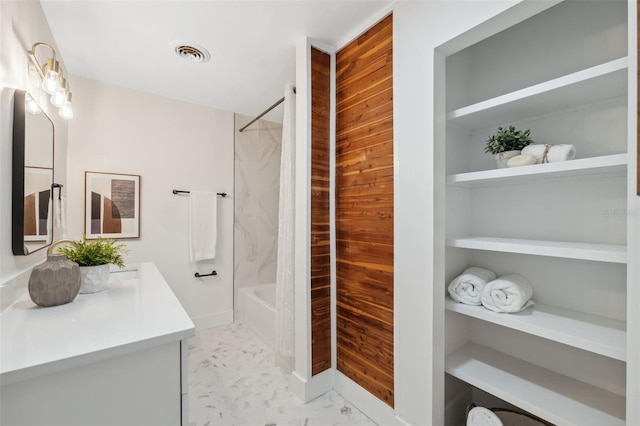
[0,262,195,426]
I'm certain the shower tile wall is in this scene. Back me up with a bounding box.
[233,114,282,312]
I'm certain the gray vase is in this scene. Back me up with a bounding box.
[28,254,81,307]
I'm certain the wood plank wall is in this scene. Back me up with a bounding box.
[335,14,394,407]
[310,47,332,375]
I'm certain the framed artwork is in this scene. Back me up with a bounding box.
[23,166,53,242]
[84,171,140,239]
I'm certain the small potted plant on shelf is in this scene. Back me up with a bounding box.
[485,125,534,168]
[57,235,129,294]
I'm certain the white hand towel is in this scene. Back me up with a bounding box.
[448,266,497,305]
[46,196,52,240]
[189,191,217,262]
[481,274,534,313]
[54,196,67,237]
[521,143,576,163]
[466,406,504,426]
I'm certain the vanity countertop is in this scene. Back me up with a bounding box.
[0,262,194,385]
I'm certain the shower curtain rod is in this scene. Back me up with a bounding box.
[238,87,296,133]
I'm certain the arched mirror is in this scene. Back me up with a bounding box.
[12,89,55,255]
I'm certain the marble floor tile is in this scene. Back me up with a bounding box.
[188,321,378,426]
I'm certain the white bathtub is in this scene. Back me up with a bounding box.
[239,283,276,350]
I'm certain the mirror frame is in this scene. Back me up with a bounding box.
[12,89,55,255]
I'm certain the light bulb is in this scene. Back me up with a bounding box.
[51,91,66,107]
[25,94,42,114]
[59,103,73,120]
[41,59,61,94]
[57,91,73,119]
[50,78,68,107]
[42,74,59,94]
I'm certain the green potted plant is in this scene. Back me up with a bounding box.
[485,125,534,168]
[57,235,129,293]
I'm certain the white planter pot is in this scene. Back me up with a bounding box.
[79,264,110,293]
[495,150,521,169]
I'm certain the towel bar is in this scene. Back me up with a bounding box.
[172,189,226,197]
[194,270,217,278]
[51,183,63,200]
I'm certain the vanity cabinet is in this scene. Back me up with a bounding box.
[436,1,637,424]
[0,262,194,425]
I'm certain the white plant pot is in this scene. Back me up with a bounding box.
[495,150,521,169]
[79,264,110,293]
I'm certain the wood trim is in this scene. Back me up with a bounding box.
[310,47,332,376]
[335,14,394,407]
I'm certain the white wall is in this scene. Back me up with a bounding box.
[66,76,234,329]
[0,0,69,306]
[626,2,640,422]
[392,2,523,425]
[287,4,529,424]
[233,113,281,311]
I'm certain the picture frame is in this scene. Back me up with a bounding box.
[84,171,140,239]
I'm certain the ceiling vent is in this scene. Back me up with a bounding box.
[170,41,211,63]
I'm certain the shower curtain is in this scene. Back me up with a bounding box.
[275,83,296,361]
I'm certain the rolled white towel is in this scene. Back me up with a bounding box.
[521,143,576,163]
[481,274,534,313]
[467,406,504,426]
[448,267,497,305]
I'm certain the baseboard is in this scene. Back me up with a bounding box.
[291,368,405,425]
[333,370,401,426]
[191,309,233,330]
[291,368,334,402]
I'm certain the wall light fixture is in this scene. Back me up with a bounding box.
[27,42,73,120]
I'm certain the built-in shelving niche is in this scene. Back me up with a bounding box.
[438,1,630,425]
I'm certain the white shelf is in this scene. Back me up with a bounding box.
[447,236,626,264]
[446,154,627,187]
[446,343,625,426]
[447,58,628,130]
[445,297,626,361]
